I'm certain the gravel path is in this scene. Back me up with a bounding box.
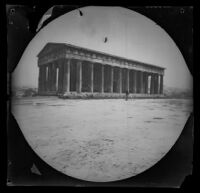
[12,97,193,182]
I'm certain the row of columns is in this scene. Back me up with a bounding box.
[38,59,163,95]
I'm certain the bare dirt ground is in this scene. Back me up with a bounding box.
[12,97,193,182]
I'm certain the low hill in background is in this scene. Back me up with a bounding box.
[11,85,193,99]
[11,86,38,97]
[163,85,193,99]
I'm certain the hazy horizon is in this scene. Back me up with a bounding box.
[12,6,193,91]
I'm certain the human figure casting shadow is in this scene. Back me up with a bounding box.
[125,90,129,101]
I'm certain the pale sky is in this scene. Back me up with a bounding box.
[12,6,193,90]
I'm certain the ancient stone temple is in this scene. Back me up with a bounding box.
[37,42,165,98]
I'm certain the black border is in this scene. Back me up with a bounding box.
[3,2,197,191]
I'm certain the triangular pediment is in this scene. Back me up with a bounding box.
[37,42,66,58]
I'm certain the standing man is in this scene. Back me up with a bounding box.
[125,90,129,101]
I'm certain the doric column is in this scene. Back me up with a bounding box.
[63,59,70,93]
[48,63,52,91]
[56,67,59,91]
[146,73,149,94]
[160,75,163,94]
[140,71,144,93]
[153,74,156,94]
[150,73,154,94]
[67,59,70,92]
[38,66,42,92]
[76,60,82,93]
[90,62,94,93]
[126,69,129,92]
[154,74,159,94]
[119,68,122,93]
[133,70,137,93]
[110,66,113,93]
[56,63,60,92]
[58,62,64,93]
[147,73,149,94]
[145,73,148,94]
[51,62,56,91]
[143,72,148,94]
[50,63,54,91]
[40,66,45,92]
[143,72,145,94]
[46,65,49,91]
[101,64,104,93]
[51,63,54,91]
[147,75,150,94]
[44,66,47,92]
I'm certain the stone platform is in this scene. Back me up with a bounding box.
[38,91,164,99]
